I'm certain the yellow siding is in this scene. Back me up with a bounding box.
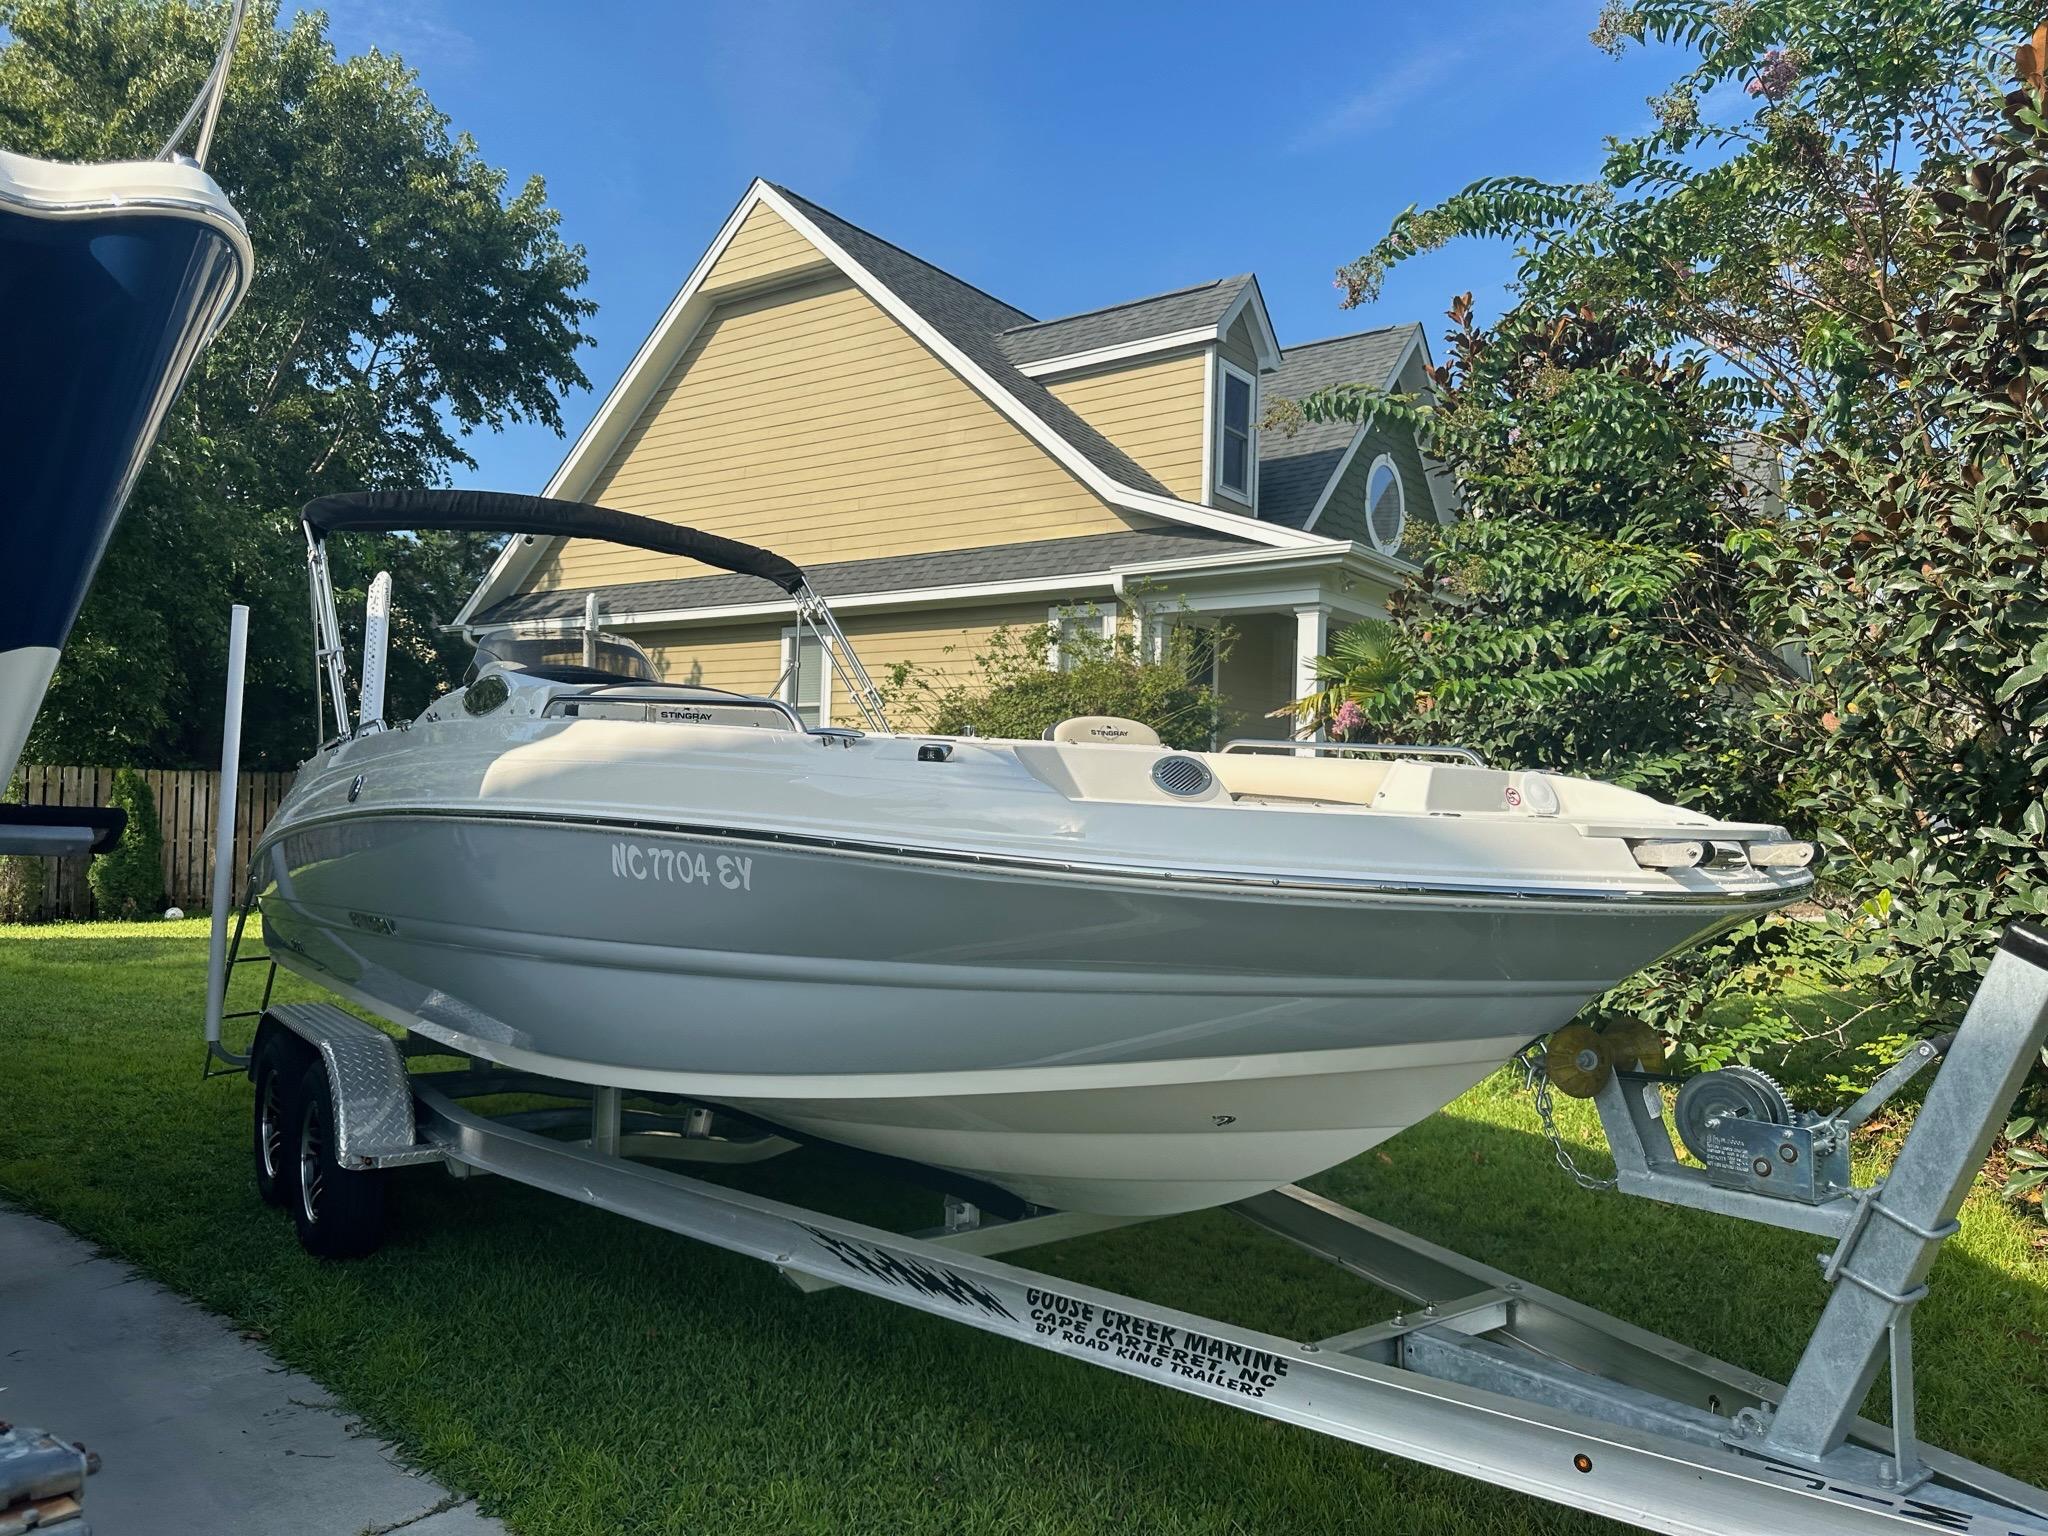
[1044,351,1208,501]
[639,622,787,694]
[634,601,1057,729]
[525,272,1142,595]
[846,603,1050,724]
[699,202,832,297]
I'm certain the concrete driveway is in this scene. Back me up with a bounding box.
[0,1204,502,1535]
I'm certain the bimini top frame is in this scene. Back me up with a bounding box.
[298,489,891,744]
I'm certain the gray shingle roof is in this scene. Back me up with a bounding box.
[477,527,1253,626]
[1257,324,1418,529]
[997,275,1254,366]
[771,186,1176,498]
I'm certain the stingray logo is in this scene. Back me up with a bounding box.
[1089,725,1129,740]
[800,1225,1015,1320]
[657,707,715,723]
[347,910,396,936]
[1211,1114,1237,1127]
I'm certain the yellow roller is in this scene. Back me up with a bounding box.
[1544,1024,1614,1099]
[1600,1019,1667,1075]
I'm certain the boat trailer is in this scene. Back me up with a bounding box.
[200,911,2048,1536]
[197,609,2048,1534]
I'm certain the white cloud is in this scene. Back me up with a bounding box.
[1291,41,1466,152]
[317,0,478,74]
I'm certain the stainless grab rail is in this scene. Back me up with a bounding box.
[157,0,247,169]
[1220,739,1487,766]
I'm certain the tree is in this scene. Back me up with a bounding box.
[0,1,594,767]
[87,770,164,917]
[891,612,1227,750]
[1291,4,2048,1136]
[1750,75,2048,1011]
[1286,296,1788,818]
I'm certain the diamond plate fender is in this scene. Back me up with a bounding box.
[262,1003,440,1168]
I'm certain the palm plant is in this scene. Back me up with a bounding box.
[1278,619,1406,739]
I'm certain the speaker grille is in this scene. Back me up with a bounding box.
[1151,754,1215,798]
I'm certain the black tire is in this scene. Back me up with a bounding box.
[251,1035,301,1208]
[287,1058,388,1259]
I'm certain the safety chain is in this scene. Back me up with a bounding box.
[1518,1047,1618,1193]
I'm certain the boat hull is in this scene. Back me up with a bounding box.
[0,151,247,793]
[257,809,1754,1213]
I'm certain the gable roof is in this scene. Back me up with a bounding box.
[767,186,1174,500]
[456,181,1329,626]
[997,273,1276,371]
[477,527,1253,627]
[1256,324,1422,530]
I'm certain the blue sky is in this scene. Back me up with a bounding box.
[308,0,1689,492]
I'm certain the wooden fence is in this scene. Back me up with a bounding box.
[7,764,294,921]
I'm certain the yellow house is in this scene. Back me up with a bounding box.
[455,180,1458,738]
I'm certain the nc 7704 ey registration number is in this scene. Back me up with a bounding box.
[608,841,753,892]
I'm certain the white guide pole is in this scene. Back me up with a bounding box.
[203,603,249,1052]
[359,570,392,730]
[583,590,600,668]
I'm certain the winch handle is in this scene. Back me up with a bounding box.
[1835,1030,1954,1134]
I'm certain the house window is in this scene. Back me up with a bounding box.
[1365,453,1406,554]
[781,629,828,726]
[1215,360,1256,504]
[1049,604,1114,671]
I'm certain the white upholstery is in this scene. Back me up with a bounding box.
[1209,753,1392,806]
[1046,715,1161,747]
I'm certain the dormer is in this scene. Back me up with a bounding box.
[998,276,1282,515]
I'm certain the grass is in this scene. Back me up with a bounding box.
[1,919,2043,1535]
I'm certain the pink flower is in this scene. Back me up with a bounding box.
[1746,47,1801,100]
[1332,699,1365,737]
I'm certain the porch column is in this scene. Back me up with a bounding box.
[1293,604,1330,742]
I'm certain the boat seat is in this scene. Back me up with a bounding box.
[1208,753,1392,807]
[1045,716,1161,746]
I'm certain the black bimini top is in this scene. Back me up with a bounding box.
[301,489,808,595]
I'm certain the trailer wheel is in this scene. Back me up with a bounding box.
[287,1058,388,1259]
[251,1034,303,1208]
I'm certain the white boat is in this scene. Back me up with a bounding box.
[252,490,1817,1215]
[0,4,252,854]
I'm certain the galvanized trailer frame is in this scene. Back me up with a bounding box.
[214,928,2048,1536]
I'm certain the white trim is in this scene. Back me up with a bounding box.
[778,625,832,727]
[760,185,1314,545]
[1213,357,1258,508]
[483,570,1127,637]
[1363,453,1407,555]
[1012,328,1217,378]
[1300,423,1371,535]
[456,188,769,625]
[1046,601,1117,669]
[458,182,1326,626]
[1293,604,1331,742]
[1198,348,1216,507]
[1110,540,1406,586]
[1215,277,1284,371]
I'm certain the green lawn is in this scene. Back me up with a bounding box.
[1,920,2043,1535]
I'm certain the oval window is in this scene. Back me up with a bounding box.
[1365,455,1406,554]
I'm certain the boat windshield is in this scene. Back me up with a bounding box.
[469,633,658,685]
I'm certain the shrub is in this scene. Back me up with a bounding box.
[88,770,164,918]
[0,772,46,922]
[891,609,1227,750]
